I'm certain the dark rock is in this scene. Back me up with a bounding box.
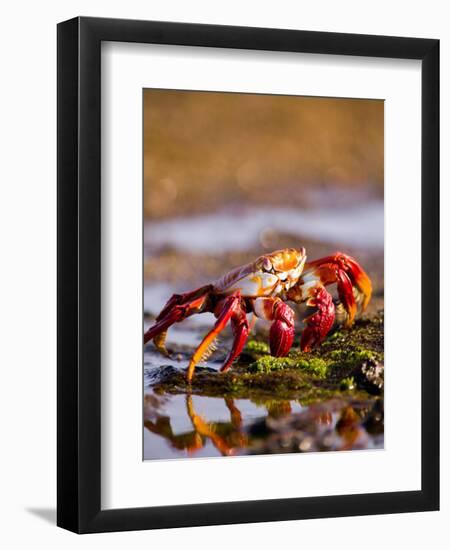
[146,364,180,385]
[363,399,384,435]
[354,358,384,394]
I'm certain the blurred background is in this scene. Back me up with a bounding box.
[143,89,384,313]
[144,90,383,219]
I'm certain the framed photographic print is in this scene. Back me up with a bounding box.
[57,17,439,533]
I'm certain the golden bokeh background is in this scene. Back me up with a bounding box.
[144,89,384,219]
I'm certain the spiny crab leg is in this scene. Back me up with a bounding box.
[187,291,248,382]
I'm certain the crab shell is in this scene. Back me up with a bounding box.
[212,247,307,298]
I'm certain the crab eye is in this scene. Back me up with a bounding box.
[262,257,273,272]
[296,247,306,266]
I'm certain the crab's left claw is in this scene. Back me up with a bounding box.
[302,252,372,327]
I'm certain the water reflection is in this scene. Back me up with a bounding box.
[145,395,247,456]
[144,392,383,459]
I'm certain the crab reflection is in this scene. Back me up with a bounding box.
[144,393,376,457]
[144,395,248,456]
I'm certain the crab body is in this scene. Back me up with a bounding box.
[144,248,372,382]
[213,247,306,297]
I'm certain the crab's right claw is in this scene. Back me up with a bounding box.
[300,286,335,352]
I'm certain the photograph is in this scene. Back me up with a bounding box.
[142,89,384,460]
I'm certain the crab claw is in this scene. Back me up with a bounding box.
[270,300,295,357]
[251,297,296,357]
[300,286,335,351]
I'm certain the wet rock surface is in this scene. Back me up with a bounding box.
[151,312,384,400]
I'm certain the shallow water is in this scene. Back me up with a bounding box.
[144,200,383,256]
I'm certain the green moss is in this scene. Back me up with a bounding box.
[250,355,329,378]
[250,356,295,372]
[340,376,356,391]
[150,312,384,403]
[152,361,375,404]
[327,347,381,367]
[326,330,343,342]
[245,339,270,354]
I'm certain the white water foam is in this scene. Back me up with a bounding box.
[144,202,383,254]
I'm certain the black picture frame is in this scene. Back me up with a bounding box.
[57,16,439,534]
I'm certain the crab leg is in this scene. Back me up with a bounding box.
[252,297,296,356]
[220,304,250,372]
[144,284,213,355]
[187,291,246,382]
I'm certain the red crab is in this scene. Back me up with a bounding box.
[144,248,372,382]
